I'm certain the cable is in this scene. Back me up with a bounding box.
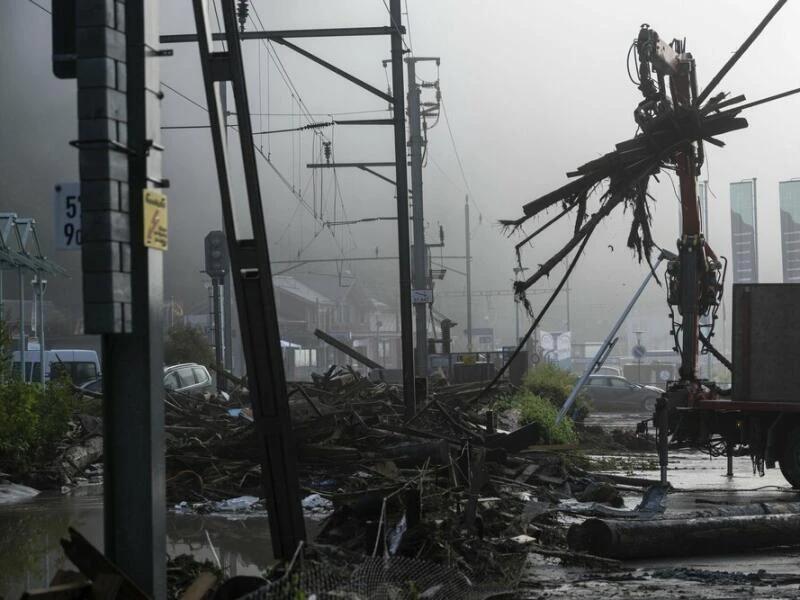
[25,0,50,14]
[440,95,484,221]
[429,155,465,196]
[250,109,391,118]
[469,232,592,405]
[210,0,227,51]
[626,41,641,86]
[403,0,414,55]
[379,0,412,54]
[160,81,208,113]
[249,5,328,143]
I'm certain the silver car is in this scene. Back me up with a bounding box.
[81,363,222,399]
[581,375,663,413]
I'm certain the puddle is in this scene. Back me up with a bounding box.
[0,487,323,599]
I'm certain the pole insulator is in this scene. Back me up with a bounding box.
[237,0,249,32]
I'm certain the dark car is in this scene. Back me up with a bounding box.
[581,375,663,413]
[80,363,223,399]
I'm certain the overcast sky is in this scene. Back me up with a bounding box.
[2,0,799,350]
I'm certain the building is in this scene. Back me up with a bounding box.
[272,274,400,376]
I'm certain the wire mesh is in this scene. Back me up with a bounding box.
[241,555,512,600]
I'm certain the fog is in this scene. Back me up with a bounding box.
[2,0,799,352]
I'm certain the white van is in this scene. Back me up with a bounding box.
[11,349,101,385]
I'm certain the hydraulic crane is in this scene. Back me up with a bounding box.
[632,24,727,481]
[631,15,800,488]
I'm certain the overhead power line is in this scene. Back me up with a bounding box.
[25,0,50,14]
[440,95,483,221]
[160,81,208,113]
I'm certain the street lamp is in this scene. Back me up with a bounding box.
[376,319,383,362]
[31,275,47,386]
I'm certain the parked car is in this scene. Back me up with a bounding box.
[80,363,225,400]
[581,374,663,413]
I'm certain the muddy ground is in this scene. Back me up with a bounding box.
[524,412,800,599]
[3,411,800,599]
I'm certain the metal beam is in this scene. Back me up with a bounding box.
[191,0,305,560]
[358,166,396,186]
[307,162,395,168]
[160,26,402,44]
[272,255,467,265]
[314,328,385,370]
[273,38,393,103]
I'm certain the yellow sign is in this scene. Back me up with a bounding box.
[143,190,168,250]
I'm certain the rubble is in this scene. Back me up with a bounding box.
[14,366,681,594]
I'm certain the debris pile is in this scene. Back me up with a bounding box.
[15,366,669,595]
[157,367,663,589]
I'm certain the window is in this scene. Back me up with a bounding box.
[587,377,605,387]
[73,362,98,384]
[164,372,180,390]
[192,367,209,384]
[609,377,630,388]
[177,367,197,387]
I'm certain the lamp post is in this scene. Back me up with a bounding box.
[376,319,383,363]
[31,275,47,386]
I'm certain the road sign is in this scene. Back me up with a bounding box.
[54,182,81,250]
[411,289,433,304]
[632,344,647,359]
[143,189,168,250]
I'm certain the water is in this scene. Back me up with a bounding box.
[0,487,322,599]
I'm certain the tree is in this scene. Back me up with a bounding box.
[164,323,214,366]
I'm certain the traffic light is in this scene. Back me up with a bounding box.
[204,230,228,280]
[440,318,457,355]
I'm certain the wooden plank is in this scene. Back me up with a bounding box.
[178,573,218,600]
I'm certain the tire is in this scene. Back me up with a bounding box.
[779,428,800,488]
[643,397,657,413]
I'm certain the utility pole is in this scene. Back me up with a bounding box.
[390,0,416,418]
[221,85,234,379]
[57,0,168,590]
[407,57,438,384]
[55,0,167,591]
[465,196,472,351]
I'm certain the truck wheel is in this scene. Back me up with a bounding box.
[643,397,657,413]
[779,428,800,488]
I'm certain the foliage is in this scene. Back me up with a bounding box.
[494,391,577,445]
[0,318,11,379]
[517,391,577,444]
[165,323,214,366]
[0,376,75,470]
[521,363,591,421]
[0,320,77,470]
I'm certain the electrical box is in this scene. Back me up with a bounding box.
[732,283,800,403]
